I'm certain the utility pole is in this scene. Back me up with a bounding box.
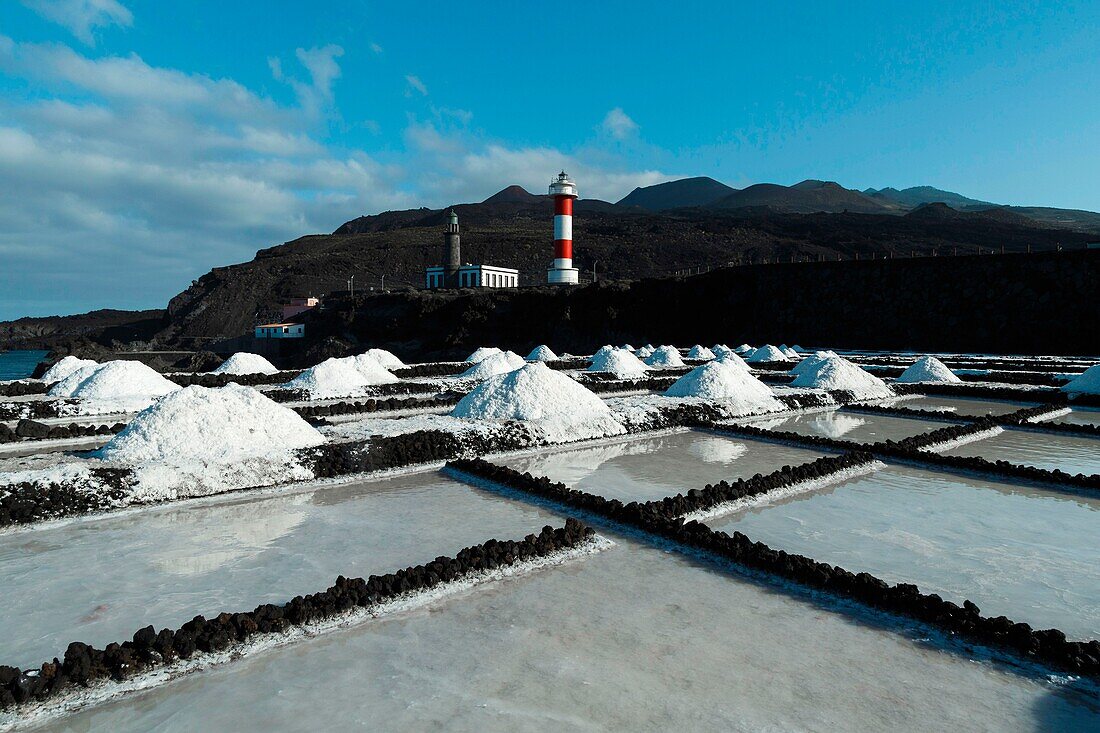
[348,275,355,298]
[592,261,599,282]
[380,274,386,292]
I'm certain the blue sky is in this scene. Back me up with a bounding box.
[0,0,1097,320]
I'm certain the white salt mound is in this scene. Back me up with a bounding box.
[782,346,800,359]
[97,384,323,464]
[646,345,685,368]
[1062,364,1100,395]
[211,353,279,376]
[665,361,783,413]
[459,350,525,379]
[897,356,962,384]
[716,350,751,371]
[284,358,371,398]
[589,348,649,379]
[452,362,624,442]
[734,343,753,354]
[526,345,559,362]
[465,347,503,363]
[49,361,180,407]
[41,355,98,382]
[620,344,635,351]
[592,345,616,360]
[790,352,832,376]
[789,355,894,400]
[711,344,733,358]
[345,354,399,384]
[635,346,655,358]
[687,345,716,360]
[364,348,405,369]
[746,345,790,363]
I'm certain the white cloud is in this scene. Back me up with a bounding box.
[21,0,133,46]
[405,74,428,96]
[369,42,383,54]
[602,107,639,140]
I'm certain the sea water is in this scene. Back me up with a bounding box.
[0,350,48,381]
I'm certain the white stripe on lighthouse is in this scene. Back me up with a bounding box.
[553,215,572,241]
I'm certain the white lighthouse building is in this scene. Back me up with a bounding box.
[547,171,580,284]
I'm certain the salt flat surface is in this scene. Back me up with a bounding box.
[940,428,1100,476]
[0,471,562,670]
[887,395,1038,416]
[1040,407,1100,428]
[502,430,830,503]
[38,540,1100,732]
[738,409,955,443]
[708,464,1100,639]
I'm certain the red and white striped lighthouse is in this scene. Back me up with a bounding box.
[547,171,580,284]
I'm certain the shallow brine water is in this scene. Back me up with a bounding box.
[0,470,562,669]
[1042,407,1100,428]
[940,428,1100,476]
[707,463,1100,639]
[737,409,956,443]
[500,430,830,503]
[887,395,1038,416]
[34,539,1100,732]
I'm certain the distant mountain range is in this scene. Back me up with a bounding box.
[615,177,1100,234]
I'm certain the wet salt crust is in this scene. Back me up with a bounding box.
[740,409,959,443]
[709,462,1100,639]
[0,470,563,670]
[36,540,1100,732]
[501,430,830,503]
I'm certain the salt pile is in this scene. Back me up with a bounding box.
[620,343,635,351]
[734,343,753,354]
[452,362,625,442]
[465,347,503,363]
[41,355,97,382]
[746,345,790,363]
[591,345,616,360]
[687,345,716,360]
[49,360,180,411]
[283,358,372,398]
[790,351,834,376]
[665,361,783,413]
[589,348,649,379]
[716,350,751,371]
[211,353,279,376]
[364,348,405,369]
[97,384,324,464]
[526,345,559,362]
[782,346,800,359]
[635,345,655,358]
[346,354,399,384]
[711,344,734,359]
[645,345,685,368]
[896,356,962,384]
[1062,364,1100,395]
[459,350,525,379]
[789,355,894,400]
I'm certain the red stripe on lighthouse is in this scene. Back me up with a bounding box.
[554,196,573,216]
[553,194,573,261]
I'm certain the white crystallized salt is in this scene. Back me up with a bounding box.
[97,384,324,464]
[48,360,180,411]
[588,348,649,379]
[363,348,405,369]
[41,355,98,382]
[687,345,716,360]
[746,345,789,363]
[459,350,525,379]
[789,355,894,400]
[451,362,625,442]
[896,355,962,384]
[211,352,279,376]
[646,345,685,368]
[1062,364,1100,395]
[465,346,503,363]
[526,345,559,362]
[665,361,783,413]
[284,357,386,398]
[716,350,751,371]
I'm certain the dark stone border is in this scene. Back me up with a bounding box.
[0,420,125,445]
[391,362,466,378]
[292,395,460,419]
[0,520,595,711]
[0,468,132,527]
[450,459,1100,679]
[167,371,304,388]
[0,382,50,398]
[0,401,68,421]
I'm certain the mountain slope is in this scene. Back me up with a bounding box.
[616,177,735,210]
[708,180,900,214]
[866,186,994,209]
